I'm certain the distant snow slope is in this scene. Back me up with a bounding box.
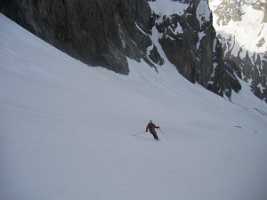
[1,13,267,200]
[210,0,267,102]
[148,0,189,16]
[210,0,267,54]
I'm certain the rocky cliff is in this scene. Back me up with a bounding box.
[1,0,241,98]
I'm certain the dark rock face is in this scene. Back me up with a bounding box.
[1,0,241,98]
[1,0,163,74]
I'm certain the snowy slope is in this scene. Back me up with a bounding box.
[1,13,267,200]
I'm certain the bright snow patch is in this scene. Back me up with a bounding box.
[148,0,189,16]
[197,0,212,27]
[174,22,183,34]
[1,13,267,200]
[197,31,206,49]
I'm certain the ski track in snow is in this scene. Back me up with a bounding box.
[1,13,267,200]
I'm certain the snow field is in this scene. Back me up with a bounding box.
[1,14,267,200]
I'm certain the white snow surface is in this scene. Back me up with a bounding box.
[197,0,212,27]
[174,22,183,34]
[1,14,267,200]
[148,0,189,16]
[197,31,206,49]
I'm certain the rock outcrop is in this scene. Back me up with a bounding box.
[148,0,240,96]
[1,0,163,74]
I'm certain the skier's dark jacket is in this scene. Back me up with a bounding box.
[146,122,159,134]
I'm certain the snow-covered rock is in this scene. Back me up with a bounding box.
[210,0,267,102]
[148,0,241,97]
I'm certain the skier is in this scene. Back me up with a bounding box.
[145,120,160,140]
